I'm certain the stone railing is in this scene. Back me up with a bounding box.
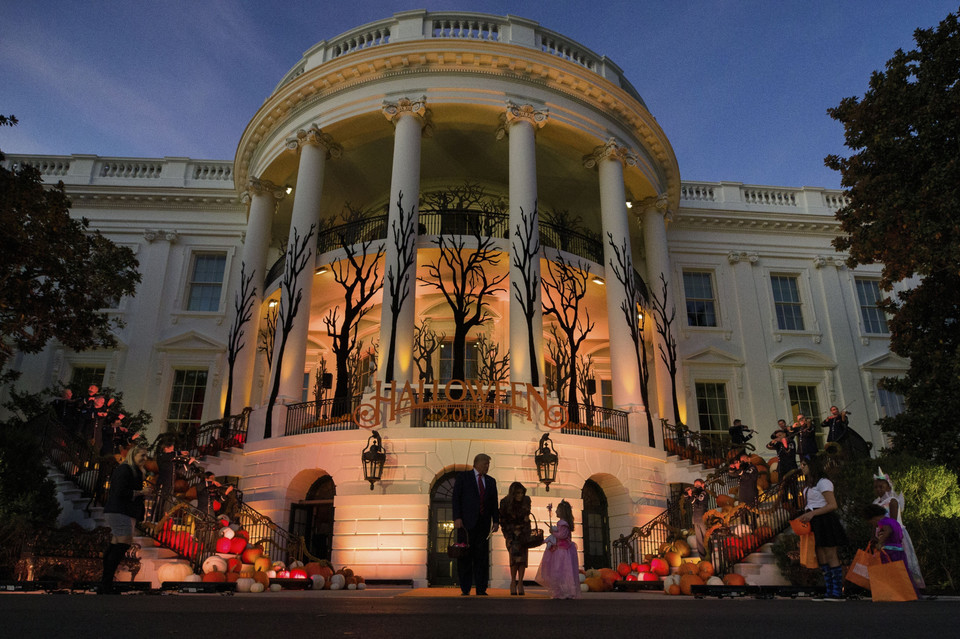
[276,11,645,105]
[679,180,851,214]
[1,154,235,189]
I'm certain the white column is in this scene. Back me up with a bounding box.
[379,97,428,386]
[640,194,675,426]
[502,102,548,386]
[232,178,284,412]
[584,140,644,414]
[272,125,340,405]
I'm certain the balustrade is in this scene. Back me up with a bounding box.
[560,404,630,442]
[284,397,361,436]
[98,161,163,179]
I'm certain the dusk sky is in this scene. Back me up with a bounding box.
[2,1,956,189]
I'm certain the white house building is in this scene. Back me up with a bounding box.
[3,11,904,587]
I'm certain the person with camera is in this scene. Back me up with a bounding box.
[684,478,711,558]
[729,453,759,527]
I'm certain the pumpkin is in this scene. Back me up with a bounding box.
[355,576,365,585]
[235,528,250,540]
[250,582,265,593]
[251,571,270,587]
[580,583,590,593]
[584,577,604,592]
[254,556,272,572]
[215,537,233,554]
[230,537,248,555]
[662,574,680,592]
[270,583,282,592]
[290,568,308,580]
[277,570,290,579]
[599,568,620,586]
[241,546,263,565]
[183,573,202,582]
[663,551,682,568]
[679,574,704,595]
[236,577,255,593]
[219,526,236,540]
[650,558,670,577]
[225,571,240,583]
[158,561,194,583]
[348,583,357,590]
[311,575,326,590]
[266,570,277,578]
[316,566,334,586]
[579,572,586,583]
[677,562,698,576]
[625,574,638,581]
[665,539,691,558]
[668,584,682,596]
[289,560,304,569]
[329,574,345,590]
[636,563,650,573]
[639,572,659,582]
[202,555,228,574]
[202,571,226,583]
[706,576,724,586]
[697,561,715,579]
[617,562,632,577]
[304,562,326,576]
[357,583,366,590]
[723,573,746,586]
[227,557,243,573]
[272,561,287,572]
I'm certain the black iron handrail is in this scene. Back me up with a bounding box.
[41,412,117,511]
[169,408,252,458]
[660,419,730,469]
[317,215,389,255]
[539,220,603,264]
[560,403,630,442]
[284,397,362,436]
[418,209,510,239]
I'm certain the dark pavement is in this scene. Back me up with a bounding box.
[1,587,955,639]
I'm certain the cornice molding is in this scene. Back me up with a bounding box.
[65,189,242,211]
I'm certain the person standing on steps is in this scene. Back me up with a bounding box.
[452,453,499,596]
[101,445,148,594]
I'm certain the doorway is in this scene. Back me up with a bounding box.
[289,475,336,561]
[581,479,610,570]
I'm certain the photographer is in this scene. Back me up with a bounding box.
[683,479,711,558]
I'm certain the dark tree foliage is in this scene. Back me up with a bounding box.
[825,9,960,468]
[264,224,315,438]
[0,133,140,380]
[223,262,256,420]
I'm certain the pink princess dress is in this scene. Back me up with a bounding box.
[535,520,581,599]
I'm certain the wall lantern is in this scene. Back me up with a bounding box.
[361,430,386,490]
[535,433,559,492]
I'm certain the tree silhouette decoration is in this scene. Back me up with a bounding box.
[383,192,416,382]
[348,340,378,400]
[650,273,682,426]
[545,324,571,401]
[257,304,278,368]
[413,321,445,385]
[607,233,655,445]
[223,261,257,421]
[264,224,315,438]
[323,231,384,416]
[419,226,506,394]
[542,256,595,423]
[476,333,510,387]
[512,205,541,386]
[575,352,596,426]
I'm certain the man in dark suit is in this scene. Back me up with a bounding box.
[452,453,499,595]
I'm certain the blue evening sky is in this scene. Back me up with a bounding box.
[1,1,955,189]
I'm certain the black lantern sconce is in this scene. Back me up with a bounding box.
[362,430,386,490]
[535,432,559,492]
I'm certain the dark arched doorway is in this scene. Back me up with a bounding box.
[581,479,610,570]
[289,475,336,561]
[427,471,461,586]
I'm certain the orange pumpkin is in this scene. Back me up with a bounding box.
[224,571,240,583]
[723,573,746,586]
[697,561,715,579]
[599,568,620,586]
[202,571,227,583]
[663,551,683,568]
[251,571,270,587]
[668,584,681,596]
[650,558,670,577]
[616,562,632,577]
[677,562,698,576]
[584,577,604,592]
[679,574,704,595]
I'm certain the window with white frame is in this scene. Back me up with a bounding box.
[695,382,729,433]
[788,384,821,426]
[70,365,105,390]
[439,341,478,384]
[600,379,613,409]
[855,278,889,334]
[186,253,227,311]
[771,275,805,331]
[166,369,208,432]
[877,385,905,418]
[683,271,718,327]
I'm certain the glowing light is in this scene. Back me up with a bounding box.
[315,265,328,275]
[592,276,605,285]
[268,300,278,308]
[625,201,633,209]
[285,186,293,195]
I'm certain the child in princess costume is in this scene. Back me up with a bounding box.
[536,500,581,599]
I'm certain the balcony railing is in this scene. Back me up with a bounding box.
[661,419,730,469]
[539,221,604,264]
[410,402,510,429]
[418,209,510,239]
[284,397,362,436]
[317,215,389,255]
[560,403,630,442]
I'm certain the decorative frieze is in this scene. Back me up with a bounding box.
[813,255,847,269]
[727,251,759,265]
[143,229,179,243]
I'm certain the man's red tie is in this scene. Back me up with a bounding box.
[478,474,485,513]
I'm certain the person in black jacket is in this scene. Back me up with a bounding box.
[684,478,711,557]
[101,445,148,593]
[730,454,759,527]
[452,453,499,596]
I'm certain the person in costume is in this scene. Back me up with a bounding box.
[873,468,925,590]
[536,500,581,599]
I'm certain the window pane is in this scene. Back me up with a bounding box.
[167,368,208,432]
[187,253,226,311]
[788,384,821,427]
[856,279,889,334]
[771,276,804,330]
[695,382,729,433]
[70,366,106,389]
[683,271,717,327]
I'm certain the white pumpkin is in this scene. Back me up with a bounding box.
[732,524,753,536]
[288,560,304,569]
[329,574,345,590]
[250,582,265,593]
[357,583,366,590]
[236,577,255,593]
[183,574,202,582]
[266,570,277,579]
[578,572,586,583]
[158,560,194,583]
[580,583,590,593]
[706,576,724,586]
[311,575,325,590]
[347,583,357,590]
[270,583,282,592]
[202,556,228,574]
[219,527,235,539]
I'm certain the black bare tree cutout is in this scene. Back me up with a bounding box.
[575,352,596,426]
[264,224,316,438]
[419,227,506,392]
[607,233,655,445]
[348,340,378,399]
[323,234,384,415]
[383,192,417,382]
[313,356,329,407]
[413,321,445,385]
[650,273,682,426]
[542,256,595,423]
[512,204,541,386]
[257,304,279,368]
[545,324,571,401]
[223,261,257,420]
[476,333,510,387]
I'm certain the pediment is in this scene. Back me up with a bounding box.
[771,349,836,369]
[861,351,910,371]
[685,346,743,366]
[155,330,226,353]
